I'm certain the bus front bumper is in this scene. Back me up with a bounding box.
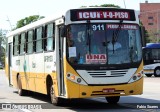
[66,77,143,98]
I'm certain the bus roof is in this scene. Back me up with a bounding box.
[6,7,138,38]
[6,15,62,37]
[145,43,160,49]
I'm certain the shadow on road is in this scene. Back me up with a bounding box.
[12,91,160,110]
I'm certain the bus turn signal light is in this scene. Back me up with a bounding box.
[137,73,142,77]
[70,75,75,80]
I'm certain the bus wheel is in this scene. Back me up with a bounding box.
[17,75,26,96]
[105,96,120,104]
[154,68,160,77]
[50,84,62,106]
[145,74,152,77]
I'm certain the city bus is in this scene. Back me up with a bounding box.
[143,43,160,77]
[5,7,145,105]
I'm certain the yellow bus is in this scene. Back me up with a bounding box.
[5,7,145,105]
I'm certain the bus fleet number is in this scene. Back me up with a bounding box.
[92,24,105,31]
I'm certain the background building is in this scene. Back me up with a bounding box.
[140,0,160,42]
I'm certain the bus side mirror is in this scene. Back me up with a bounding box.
[140,26,146,47]
[60,25,66,37]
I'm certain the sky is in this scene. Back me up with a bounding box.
[0,0,159,30]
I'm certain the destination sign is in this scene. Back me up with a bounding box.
[70,9,136,21]
[106,24,138,30]
[77,11,130,19]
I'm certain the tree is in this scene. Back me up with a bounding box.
[0,29,7,66]
[140,21,151,43]
[145,30,151,43]
[81,4,120,8]
[15,15,45,29]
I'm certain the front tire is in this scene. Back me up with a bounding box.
[50,84,63,106]
[105,96,120,104]
[154,67,160,77]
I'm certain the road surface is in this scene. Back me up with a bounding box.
[0,70,160,112]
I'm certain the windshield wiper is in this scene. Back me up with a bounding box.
[86,20,91,54]
[111,20,123,53]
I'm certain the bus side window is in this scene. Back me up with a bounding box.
[35,26,43,52]
[45,23,55,51]
[20,33,26,55]
[13,36,15,55]
[13,35,20,55]
[27,30,34,54]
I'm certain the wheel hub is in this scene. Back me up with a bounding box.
[156,69,160,75]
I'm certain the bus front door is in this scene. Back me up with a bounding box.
[57,25,66,96]
[8,43,13,86]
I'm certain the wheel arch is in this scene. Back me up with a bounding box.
[46,74,53,95]
[155,66,160,70]
[16,73,20,87]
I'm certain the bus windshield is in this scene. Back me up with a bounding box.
[67,23,142,65]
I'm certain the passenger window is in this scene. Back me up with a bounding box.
[27,30,34,53]
[45,23,55,51]
[13,35,19,55]
[36,27,43,52]
[20,33,26,54]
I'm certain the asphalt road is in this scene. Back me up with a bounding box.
[0,70,160,112]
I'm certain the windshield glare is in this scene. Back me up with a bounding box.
[67,24,142,65]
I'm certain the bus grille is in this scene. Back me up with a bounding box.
[88,70,128,78]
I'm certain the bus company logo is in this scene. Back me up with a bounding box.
[2,104,12,109]
[1,103,42,110]
[77,11,130,19]
[86,54,107,64]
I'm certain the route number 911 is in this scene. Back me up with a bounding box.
[92,24,105,31]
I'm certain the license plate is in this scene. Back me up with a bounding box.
[102,88,115,93]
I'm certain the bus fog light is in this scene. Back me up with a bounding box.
[77,78,81,83]
[129,90,134,93]
[132,76,137,80]
[82,92,86,95]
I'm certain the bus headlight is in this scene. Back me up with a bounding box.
[77,78,81,83]
[132,76,137,80]
[67,72,87,85]
[128,70,143,83]
[137,73,142,77]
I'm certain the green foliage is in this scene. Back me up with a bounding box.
[0,29,6,65]
[139,21,143,26]
[81,4,120,8]
[145,30,151,43]
[0,47,5,65]
[100,4,120,8]
[139,21,151,43]
[16,15,45,29]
